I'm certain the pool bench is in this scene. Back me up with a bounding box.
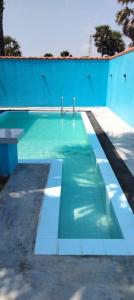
[0,129,23,176]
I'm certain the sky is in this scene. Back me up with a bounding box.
[4,0,129,57]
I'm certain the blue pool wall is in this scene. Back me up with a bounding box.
[0,58,109,107]
[0,143,18,176]
[0,49,134,127]
[106,50,134,127]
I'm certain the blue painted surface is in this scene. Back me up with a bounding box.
[0,143,18,175]
[107,51,134,127]
[0,52,134,127]
[0,59,108,107]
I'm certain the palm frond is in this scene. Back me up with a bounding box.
[117,0,134,4]
[116,7,134,24]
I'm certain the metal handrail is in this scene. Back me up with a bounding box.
[73,97,76,116]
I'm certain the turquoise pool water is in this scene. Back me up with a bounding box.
[0,111,122,239]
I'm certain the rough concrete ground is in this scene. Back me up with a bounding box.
[0,164,134,299]
[0,176,8,192]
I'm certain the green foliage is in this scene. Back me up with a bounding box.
[4,36,22,56]
[117,0,134,4]
[0,0,5,55]
[44,53,53,57]
[116,0,134,45]
[93,25,125,56]
[60,50,71,57]
[111,31,126,53]
[0,0,4,13]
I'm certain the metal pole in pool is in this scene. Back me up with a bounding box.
[73,97,76,116]
[61,96,64,116]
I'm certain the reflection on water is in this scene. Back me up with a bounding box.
[74,206,94,221]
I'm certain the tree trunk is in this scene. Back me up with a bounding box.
[0,0,5,56]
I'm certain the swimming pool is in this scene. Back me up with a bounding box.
[0,111,122,240]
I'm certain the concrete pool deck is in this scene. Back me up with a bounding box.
[90,107,134,177]
[0,164,134,299]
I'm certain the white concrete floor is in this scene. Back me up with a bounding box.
[90,107,134,177]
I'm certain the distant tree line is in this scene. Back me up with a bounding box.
[44,51,72,57]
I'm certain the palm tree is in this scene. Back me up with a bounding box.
[93,25,125,56]
[93,25,112,56]
[0,0,5,56]
[116,0,134,46]
[110,31,126,55]
[4,36,22,56]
